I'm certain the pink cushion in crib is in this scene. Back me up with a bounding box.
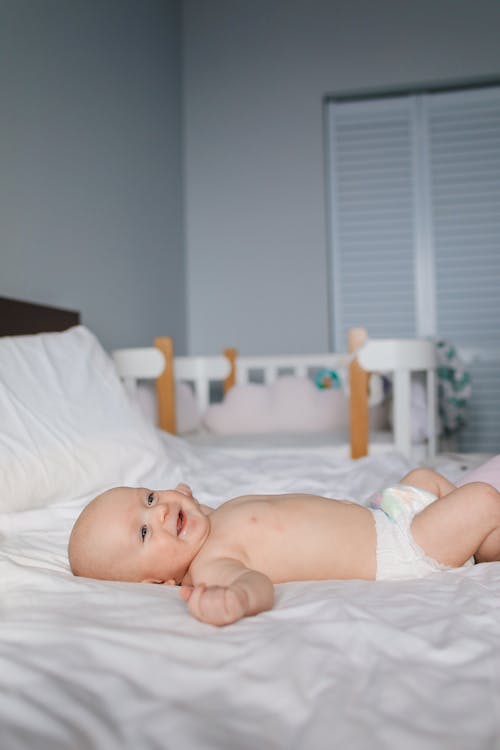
[203,376,350,434]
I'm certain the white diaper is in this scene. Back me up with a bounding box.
[370,483,474,581]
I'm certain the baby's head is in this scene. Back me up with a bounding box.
[68,483,210,585]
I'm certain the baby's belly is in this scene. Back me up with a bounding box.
[248,503,377,583]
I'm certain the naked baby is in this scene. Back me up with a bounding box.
[68,468,500,626]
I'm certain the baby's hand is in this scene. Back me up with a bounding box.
[180,583,249,626]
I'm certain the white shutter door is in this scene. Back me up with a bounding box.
[427,87,500,451]
[458,359,500,452]
[427,87,500,346]
[327,97,417,349]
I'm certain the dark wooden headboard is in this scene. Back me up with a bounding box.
[0,296,80,336]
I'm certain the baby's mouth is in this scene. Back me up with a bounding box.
[177,510,185,536]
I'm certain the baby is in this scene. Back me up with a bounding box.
[68,468,500,626]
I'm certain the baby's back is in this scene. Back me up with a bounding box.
[193,493,376,583]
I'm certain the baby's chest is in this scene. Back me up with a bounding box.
[199,513,276,568]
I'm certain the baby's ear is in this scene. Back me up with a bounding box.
[175,482,193,497]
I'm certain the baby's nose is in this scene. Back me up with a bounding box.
[153,501,169,525]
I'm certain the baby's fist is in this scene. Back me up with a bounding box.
[181,583,248,626]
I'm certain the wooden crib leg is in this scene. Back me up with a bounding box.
[154,336,177,434]
[223,347,238,394]
[348,328,369,459]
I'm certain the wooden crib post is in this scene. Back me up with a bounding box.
[348,328,369,459]
[223,347,238,394]
[154,336,177,434]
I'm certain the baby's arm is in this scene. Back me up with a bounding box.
[180,558,274,626]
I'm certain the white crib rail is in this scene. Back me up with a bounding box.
[173,355,230,413]
[112,346,231,418]
[111,346,165,395]
[234,353,350,385]
[357,338,437,459]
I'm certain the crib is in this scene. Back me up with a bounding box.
[112,327,438,461]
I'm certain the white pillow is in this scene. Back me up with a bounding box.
[0,326,171,512]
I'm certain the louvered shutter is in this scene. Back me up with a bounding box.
[327,86,500,452]
[327,96,417,348]
[426,86,500,451]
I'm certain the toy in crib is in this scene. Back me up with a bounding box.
[314,369,342,389]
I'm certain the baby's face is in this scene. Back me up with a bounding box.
[69,484,210,585]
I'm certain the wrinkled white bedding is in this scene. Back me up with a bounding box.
[1,441,499,750]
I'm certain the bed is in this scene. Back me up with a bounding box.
[1,297,499,750]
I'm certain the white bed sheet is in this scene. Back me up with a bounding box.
[186,427,405,462]
[1,439,499,750]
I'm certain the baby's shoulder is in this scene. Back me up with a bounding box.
[213,494,264,516]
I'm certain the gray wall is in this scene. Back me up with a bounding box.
[3,0,500,356]
[0,0,186,351]
[183,0,500,354]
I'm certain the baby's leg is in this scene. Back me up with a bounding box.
[411,482,500,566]
[399,467,456,498]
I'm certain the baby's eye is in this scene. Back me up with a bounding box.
[146,492,155,506]
[141,525,148,542]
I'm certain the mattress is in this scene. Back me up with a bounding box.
[1,439,499,750]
